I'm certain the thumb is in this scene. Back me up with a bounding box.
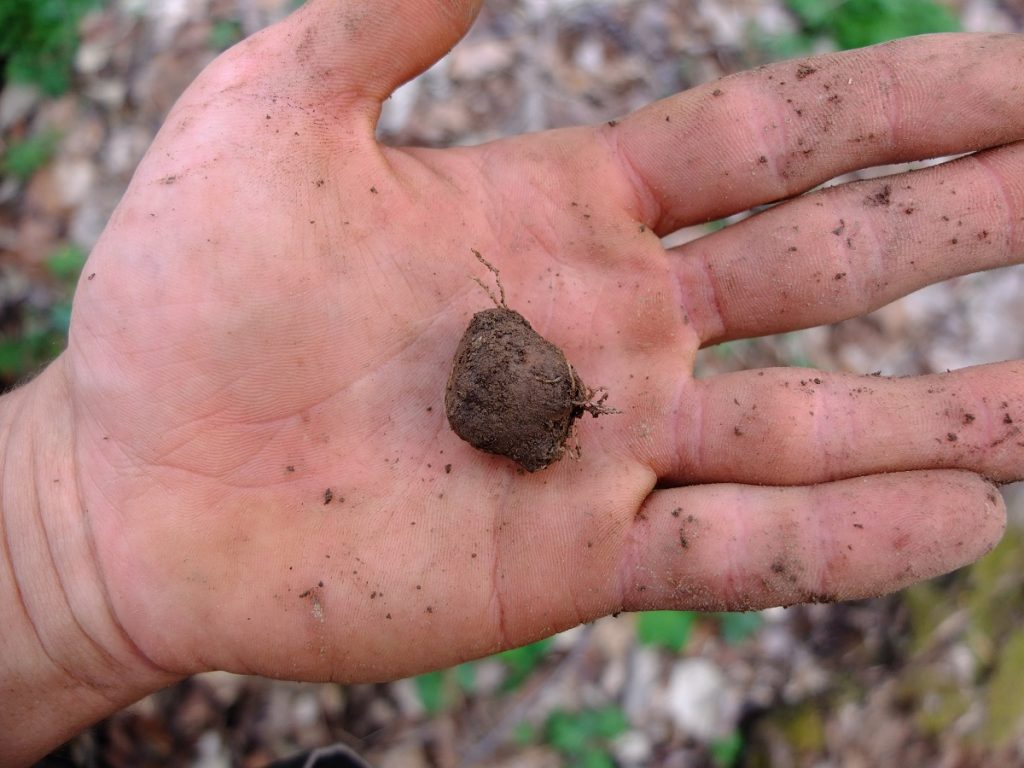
[282,0,482,103]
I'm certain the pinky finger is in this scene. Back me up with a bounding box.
[618,470,1005,613]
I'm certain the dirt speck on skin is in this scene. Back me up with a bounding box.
[445,253,616,472]
[770,559,800,585]
[795,63,817,79]
[865,184,892,207]
[676,513,699,550]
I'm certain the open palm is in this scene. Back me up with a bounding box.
[64,2,1023,683]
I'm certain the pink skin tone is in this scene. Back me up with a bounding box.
[1,3,1022,763]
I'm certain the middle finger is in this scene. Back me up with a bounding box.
[674,140,1024,346]
[659,362,1024,486]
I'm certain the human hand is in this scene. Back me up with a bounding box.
[4,2,1022,760]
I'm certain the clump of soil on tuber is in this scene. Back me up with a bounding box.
[445,253,615,472]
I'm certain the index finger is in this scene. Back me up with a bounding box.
[609,33,1024,234]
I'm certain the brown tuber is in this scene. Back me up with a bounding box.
[445,253,615,472]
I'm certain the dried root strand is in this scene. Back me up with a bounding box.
[577,386,620,417]
[567,364,620,417]
[471,248,507,309]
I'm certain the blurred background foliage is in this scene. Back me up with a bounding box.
[0,0,104,95]
[773,0,959,52]
[4,0,1024,766]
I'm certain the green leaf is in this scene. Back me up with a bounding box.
[413,669,446,715]
[0,0,103,95]
[711,728,744,767]
[454,661,476,693]
[48,300,73,335]
[578,747,616,768]
[2,131,60,181]
[636,610,695,652]
[0,324,62,381]
[544,706,629,757]
[593,705,629,739]
[496,637,552,691]
[785,0,839,31]
[547,710,590,755]
[783,0,959,52]
[831,0,959,49]
[716,611,763,645]
[0,338,32,377]
[209,19,243,51]
[46,244,87,282]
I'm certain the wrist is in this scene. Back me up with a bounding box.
[0,357,178,766]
